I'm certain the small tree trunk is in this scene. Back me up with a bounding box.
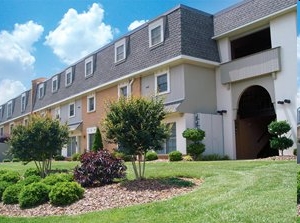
[142,151,146,179]
[138,153,142,180]
[131,155,139,179]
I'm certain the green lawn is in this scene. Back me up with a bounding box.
[0,160,297,223]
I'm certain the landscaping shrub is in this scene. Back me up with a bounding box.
[182,128,206,160]
[0,170,20,183]
[168,151,182,162]
[54,154,65,161]
[294,148,297,156]
[182,155,193,161]
[2,159,10,162]
[200,154,230,161]
[41,173,72,186]
[49,182,84,206]
[21,175,42,186]
[71,153,81,161]
[112,150,132,162]
[74,150,127,187]
[2,183,23,204]
[145,150,158,161]
[23,168,40,178]
[19,182,50,208]
[187,143,205,160]
[0,181,13,201]
[298,171,300,203]
[12,158,20,162]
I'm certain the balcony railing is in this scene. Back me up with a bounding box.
[220,47,281,84]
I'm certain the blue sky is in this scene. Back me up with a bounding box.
[0,0,296,105]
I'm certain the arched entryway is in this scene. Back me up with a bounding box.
[235,85,277,159]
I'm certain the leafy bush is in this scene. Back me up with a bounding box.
[74,150,127,187]
[145,150,158,161]
[112,150,132,162]
[200,154,230,161]
[41,173,72,186]
[168,151,182,162]
[2,159,10,162]
[49,182,84,206]
[19,182,50,208]
[54,154,65,161]
[182,128,206,160]
[0,170,20,183]
[71,153,81,161]
[12,158,20,162]
[294,148,297,156]
[21,175,42,186]
[0,181,13,201]
[182,128,205,141]
[23,168,40,178]
[187,143,205,160]
[182,155,193,161]
[2,183,24,204]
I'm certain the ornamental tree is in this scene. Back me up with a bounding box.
[268,120,293,156]
[92,127,103,151]
[104,96,170,180]
[182,128,205,160]
[8,115,69,178]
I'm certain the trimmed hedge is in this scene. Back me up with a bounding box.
[19,182,50,208]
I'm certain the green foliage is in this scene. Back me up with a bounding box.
[2,183,23,204]
[71,153,81,161]
[0,170,20,183]
[49,182,84,206]
[200,154,230,161]
[145,150,158,161]
[92,127,103,152]
[54,155,65,161]
[160,177,195,187]
[8,115,69,178]
[168,151,182,161]
[187,143,205,160]
[182,128,205,141]
[112,150,132,162]
[298,171,300,203]
[182,155,194,161]
[18,182,50,208]
[2,159,10,162]
[294,149,297,156]
[0,181,13,201]
[12,158,20,162]
[23,168,40,178]
[21,175,42,185]
[268,120,294,156]
[104,96,169,180]
[41,173,73,187]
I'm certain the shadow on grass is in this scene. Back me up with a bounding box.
[120,177,197,192]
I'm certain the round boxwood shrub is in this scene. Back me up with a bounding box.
[41,173,71,186]
[0,181,13,201]
[21,175,42,186]
[23,168,40,178]
[19,182,50,208]
[54,154,65,161]
[71,153,81,161]
[2,183,24,204]
[2,159,10,163]
[168,151,182,162]
[49,182,84,206]
[145,150,158,161]
[0,170,20,183]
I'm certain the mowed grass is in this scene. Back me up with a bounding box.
[0,160,297,223]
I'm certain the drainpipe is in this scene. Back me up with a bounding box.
[129,78,134,96]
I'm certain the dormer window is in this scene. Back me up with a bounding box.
[85,56,94,77]
[52,76,58,92]
[115,38,126,63]
[21,93,26,112]
[38,83,45,99]
[7,101,12,118]
[65,67,73,86]
[0,106,2,120]
[149,18,164,47]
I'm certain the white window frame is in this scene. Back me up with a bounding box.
[85,56,94,77]
[87,94,96,113]
[148,18,164,47]
[115,38,126,63]
[0,126,3,137]
[118,83,130,98]
[54,107,60,119]
[155,69,170,95]
[69,102,75,118]
[7,101,12,117]
[23,118,29,126]
[65,67,73,86]
[38,83,45,99]
[86,127,97,151]
[52,76,58,92]
[21,93,26,112]
[9,122,14,135]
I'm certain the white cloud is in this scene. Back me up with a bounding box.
[128,20,148,31]
[0,79,26,105]
[45,3,114,65]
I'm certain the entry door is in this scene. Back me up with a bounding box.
[67,136,76,157]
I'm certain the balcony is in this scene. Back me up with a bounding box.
[220,47,281,84]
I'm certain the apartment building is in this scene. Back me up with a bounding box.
[0,0,297,159]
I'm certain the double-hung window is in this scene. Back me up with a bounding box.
[155,70,170,95]
[52,76,58,92]
[65,67,73,86]
[21,93,26,112]
[85,57,93,77]
[69,103,75,118]
[7,101,12,118]
[38,83,45,99]
[115,39,126,63]
[149,18,164,47]
[118,83,130,98]
[87,94,95,112]
[54,107,60,119]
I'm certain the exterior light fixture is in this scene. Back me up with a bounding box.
[217,110,227,115]
[284,99,291,104]
[277,101,284,104]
